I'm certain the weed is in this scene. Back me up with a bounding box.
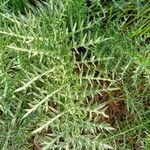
[0,0,150,149]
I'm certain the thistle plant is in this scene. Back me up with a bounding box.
[0,0,150,150]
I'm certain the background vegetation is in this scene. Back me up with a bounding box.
[0,0,150,149]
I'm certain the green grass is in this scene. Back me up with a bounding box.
[0,0,150,149]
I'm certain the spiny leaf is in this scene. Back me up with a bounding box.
[22,86,64,119]
[32,112,65,134]
[15,68,55,93]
